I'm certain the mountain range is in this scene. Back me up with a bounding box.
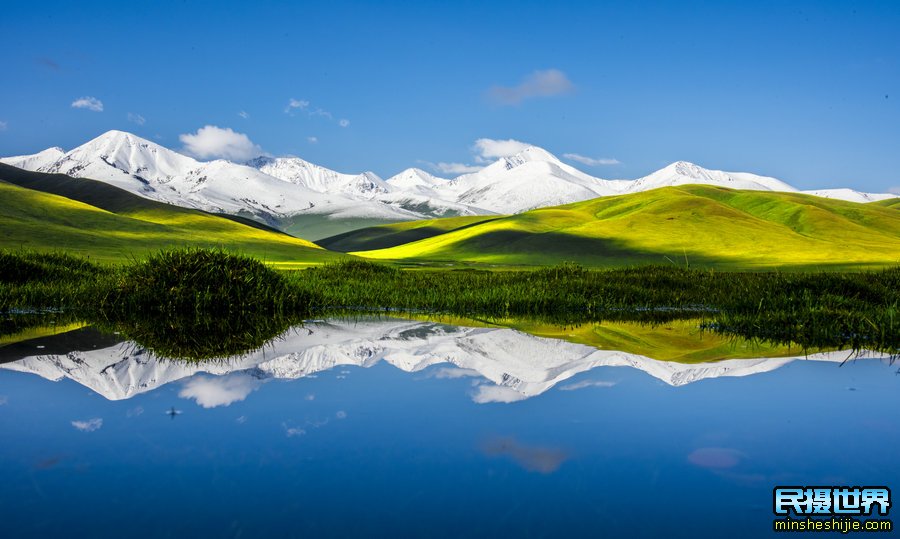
[3,130,895,240]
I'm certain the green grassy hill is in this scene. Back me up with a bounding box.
[0,167,347,267]
[347,186,900,269]
[875,198,900,210]
[318,214,498,252]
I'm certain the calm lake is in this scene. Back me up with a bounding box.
[0,317,897,538]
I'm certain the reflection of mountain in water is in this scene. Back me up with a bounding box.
[0,318,886,403]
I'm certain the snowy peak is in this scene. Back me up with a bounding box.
[0,146,65,171]
[245,155,390,198]
[628,161,799,193]
[44,129,198,185]
[498,146,562,169]
[385,168,447,191]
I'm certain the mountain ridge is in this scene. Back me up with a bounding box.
[2,130,895,241]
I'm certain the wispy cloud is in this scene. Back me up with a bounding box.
[126,406,144,417]
[0,395,7,405]
[687,447,745,469]
[285,98,349,127]
[0,121,7,131]
[889,186,900,195]
[307,136,318,144]
[71,96,103,112]
[487,69,575,106]
[559,379,617,391]
[37,57,60,70]
[238,110,250,119]
[72,418,103,432]
[283,423,306,437]
[471,384,528,404]
[178,373,264,408]
[563,153,620,167]
[285,98,310,114]
[179,125,265,161]
[126,112,145,126]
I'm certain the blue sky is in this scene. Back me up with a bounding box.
[1,0,898,191]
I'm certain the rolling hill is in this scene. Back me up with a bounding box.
[339,185,900,269]
[0,164,347,267]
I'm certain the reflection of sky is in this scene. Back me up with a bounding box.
[0,347,898,537]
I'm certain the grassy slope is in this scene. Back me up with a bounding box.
[318,215,499,251]
[0,180,347,267]
[875,198,900,210]
[350,186,900,269]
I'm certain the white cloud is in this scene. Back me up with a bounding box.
[126,112,145,125]
[0,121,7,131]
[559,379,617,391]
[426,161,483,174]
[72,418,103,432]
[488,69,575,105]
[238,110,250,119]
[471,385,528,404]
[236,415,248,424]
[563,153,620,167]
[71,96,104,112]
[179,125,264,161]
[473,138,532,162]
[178,373,263,408]
[889,186,900,195]
[335,410,347,419]
[307,136,318,144]
[338,119,350,128]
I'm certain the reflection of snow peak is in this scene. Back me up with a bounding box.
[0,319,884,403]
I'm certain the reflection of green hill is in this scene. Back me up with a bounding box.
[411,315,813,363]
[0,164,347,266]
[336,186,900,269]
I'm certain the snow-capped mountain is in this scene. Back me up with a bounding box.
[0,318,886,403]
[625,160,799,193]
[800,188,897,204]
[246,155,391,199]
[430,147,628,214]
[1,146,65,171]
[0,130,423,227]
[2,130,896,238]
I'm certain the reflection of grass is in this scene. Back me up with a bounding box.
[1,250,898,357]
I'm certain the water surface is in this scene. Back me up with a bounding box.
[0,317,896,538]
